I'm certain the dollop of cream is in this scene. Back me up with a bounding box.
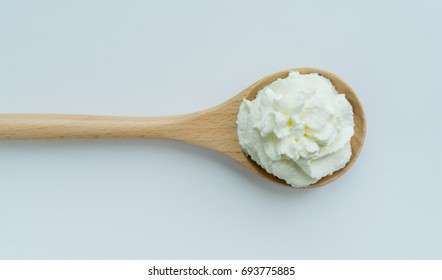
[237,71,354,187]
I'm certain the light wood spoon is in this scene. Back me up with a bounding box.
[0,68,366,188]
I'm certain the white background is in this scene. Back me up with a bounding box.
[1,0,441,259]
[1,260,442,280]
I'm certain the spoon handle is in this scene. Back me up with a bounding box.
[0,114,202,141]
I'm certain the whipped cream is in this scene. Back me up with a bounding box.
[237,71,354,187]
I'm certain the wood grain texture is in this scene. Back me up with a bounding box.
[0,68,366,188]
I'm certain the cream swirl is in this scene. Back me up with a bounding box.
[237,71,354,187]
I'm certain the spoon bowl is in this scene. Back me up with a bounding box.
[235,68,366,187]
[0,68,366,188]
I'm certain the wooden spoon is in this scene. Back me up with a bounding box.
[0,68,366,188]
